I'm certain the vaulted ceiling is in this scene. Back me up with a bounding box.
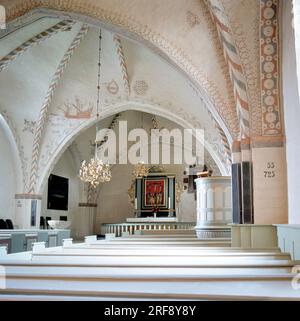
[0,0,281,194]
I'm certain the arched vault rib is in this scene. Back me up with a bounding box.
[28,23,89,194]
[37,101,230,194]
[205,0,251,140]
[0,20,75,72]
[113,35,130,96]
[3,0,238,144]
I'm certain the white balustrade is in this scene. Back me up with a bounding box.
[105,233,116,240]
[101,222,196,237]
[63,238,73,247]
[0,246,7,256]
[85,235,97,244]
[32,242,46,253]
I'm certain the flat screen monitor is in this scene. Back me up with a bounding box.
[47,174,69,211]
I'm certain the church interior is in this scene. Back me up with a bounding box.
[0,0,300,301]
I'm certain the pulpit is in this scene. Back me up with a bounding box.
[194,176,232,239]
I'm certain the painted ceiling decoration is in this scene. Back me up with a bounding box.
[206,0,250,140]
[28,23,89,194]
[0,0,285,194]
[113,35,130,96]
[0,20,74,72]
[2,0,239,140]
[259,0,282,137]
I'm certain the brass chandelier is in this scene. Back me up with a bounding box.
[79,29,111,188]
[132,161,149,178]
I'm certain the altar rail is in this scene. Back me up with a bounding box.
[100,222,196,237]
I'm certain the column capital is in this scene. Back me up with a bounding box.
[241,138,251,151]
[231,140,241,153]
[251,135,285,148]
[231,140,241,164]
[78,203,98,208]
[15,193,42,200]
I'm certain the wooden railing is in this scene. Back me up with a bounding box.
[100,222,196,237]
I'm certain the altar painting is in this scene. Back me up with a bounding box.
[144,177,167,208]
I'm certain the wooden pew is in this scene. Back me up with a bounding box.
[0,235,299,300]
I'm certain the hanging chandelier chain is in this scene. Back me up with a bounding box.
[96,28,102,119]
[79,28,112,188]
[95,29,102,158]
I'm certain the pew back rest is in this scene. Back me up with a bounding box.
[0,219,8,229]
[11,233,26,253]
[5,219,14,230]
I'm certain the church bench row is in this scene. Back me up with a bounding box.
[0,264,295,277]
[0,275,299,300]
[69,241,282,252]
[0,242,294,271]
[0,293,299,301]
[27,249,290,264]
[88,240,232,246]
[27,256,296,269]
[31,248,291,260]
[69,244,281,252]
[4,243,295,271]
[28,245,290,260]
[0,230,70,253]
[1,256,294,274]
[0,235,299,300]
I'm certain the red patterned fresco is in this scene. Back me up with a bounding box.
[260,0,281,136]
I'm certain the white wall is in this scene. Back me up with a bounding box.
[0,120,16,221]
[282,0,300,224]
[41,149,79,223]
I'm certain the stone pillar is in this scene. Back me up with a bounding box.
[231,141,242,224]
[293,0,300,93]
[14,194,42,229]
[231,139,254,224]
[194,177,232,238]
[72,203,97,240]
[135,177,142,217]
[251,137,288,224]
[251,0,288,224]
[241,139,253,224]
[167,175,175,217]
